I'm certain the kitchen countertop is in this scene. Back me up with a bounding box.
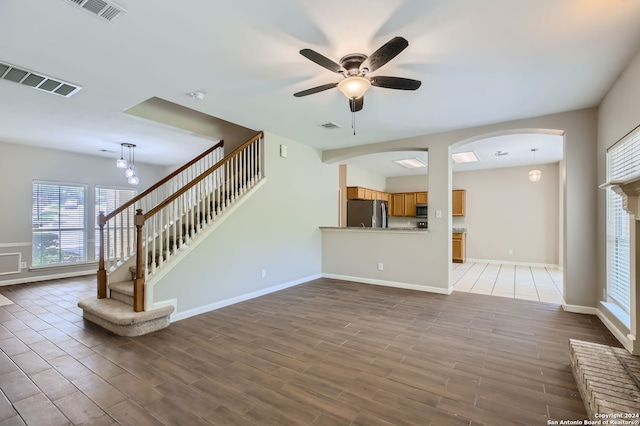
[321,227,466,234]
[320,226,429,233]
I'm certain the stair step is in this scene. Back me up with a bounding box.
[78,298,174,337]
[109,280,134,306]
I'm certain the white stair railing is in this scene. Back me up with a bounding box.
[97,132,264,311]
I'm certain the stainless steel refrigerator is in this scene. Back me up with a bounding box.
[347,200,388,228]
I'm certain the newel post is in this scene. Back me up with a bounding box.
[97,211,107,299]
[133,209,145,312]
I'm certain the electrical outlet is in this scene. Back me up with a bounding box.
[261,269,266,278]
[21,262,27,269]
[508,249,513,255]
[378,262,384,271]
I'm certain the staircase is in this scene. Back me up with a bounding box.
[78,132,265,336]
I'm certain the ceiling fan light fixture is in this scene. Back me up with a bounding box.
[338,76,371,100]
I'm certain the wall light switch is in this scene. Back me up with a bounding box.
[21,262,27,269]
[436,210,442,218]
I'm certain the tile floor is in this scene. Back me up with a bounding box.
[452,262,564,304]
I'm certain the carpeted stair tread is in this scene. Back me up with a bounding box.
[109,280,134,296]
[78,298,173,326]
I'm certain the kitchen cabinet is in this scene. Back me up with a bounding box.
[452,190,466,216]
[346,186,390,201]
[391,193,405,216]
[389,191,427,217]
[452,233,466,263]
[416,192,428,204]
[347,187,364,200]
[404,193,416,217]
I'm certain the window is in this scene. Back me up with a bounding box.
[32,181,87,267]
[95,186,137,260]
[605,126,640,314]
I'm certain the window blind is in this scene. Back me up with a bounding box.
[32,182,87,266]
[605,126,640,314]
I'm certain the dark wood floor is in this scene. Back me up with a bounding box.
[0,275,621,426]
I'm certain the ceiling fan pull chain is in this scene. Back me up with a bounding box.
[351,100,356,135]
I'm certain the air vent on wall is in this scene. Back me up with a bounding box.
[319,122,341,130]
[0,61,82,98]
[62,0,127,22]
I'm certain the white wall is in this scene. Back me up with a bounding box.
[346,165,386,190]
[0,141,168,285]
[152,132,338,315]
[452,163,560,265]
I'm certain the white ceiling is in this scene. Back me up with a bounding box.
[343,133,563,177]
[1,0,640,167]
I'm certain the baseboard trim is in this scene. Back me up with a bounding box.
[562,304,597,315]
[170,273,321,322]
[322,274,452,295]
[466,258,560,269]
[0,270,95,286]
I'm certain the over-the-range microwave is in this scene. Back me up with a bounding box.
[416,203,428,218]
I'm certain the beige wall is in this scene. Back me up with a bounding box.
[0,141,169,285]
[345,165,386,190]
[323,108,598,308]
[452,163,560,265]
[153,131,339,315]
[386,175,429,193]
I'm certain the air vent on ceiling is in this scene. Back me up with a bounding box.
[319,122,341,130]
[0,61,82,98]
[62,0,127,22]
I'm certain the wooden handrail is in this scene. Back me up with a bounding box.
[145,131,263,220]
[104,140,224,222]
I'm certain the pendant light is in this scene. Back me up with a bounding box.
[116,143,128,169]
[528,148,542,182]
[116,143,139,185]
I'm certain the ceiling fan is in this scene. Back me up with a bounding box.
[293,36,422,113]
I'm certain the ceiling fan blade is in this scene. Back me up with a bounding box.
[299,49,344,74]
[293,82,338,97]
[349,97,364,112]
[370,76,422,90]
[362,36,409,72]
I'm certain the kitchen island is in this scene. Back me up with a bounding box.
[320,226,451,295]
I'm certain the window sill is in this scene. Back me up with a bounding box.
[600,301,631,329]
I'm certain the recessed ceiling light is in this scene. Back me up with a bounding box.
[393,158,427,169]
[452,151,479,164]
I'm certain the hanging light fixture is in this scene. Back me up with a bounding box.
[528,148,542,182]
[337,77,371,100]
[116,143,128,169]
[117,143,139,185]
